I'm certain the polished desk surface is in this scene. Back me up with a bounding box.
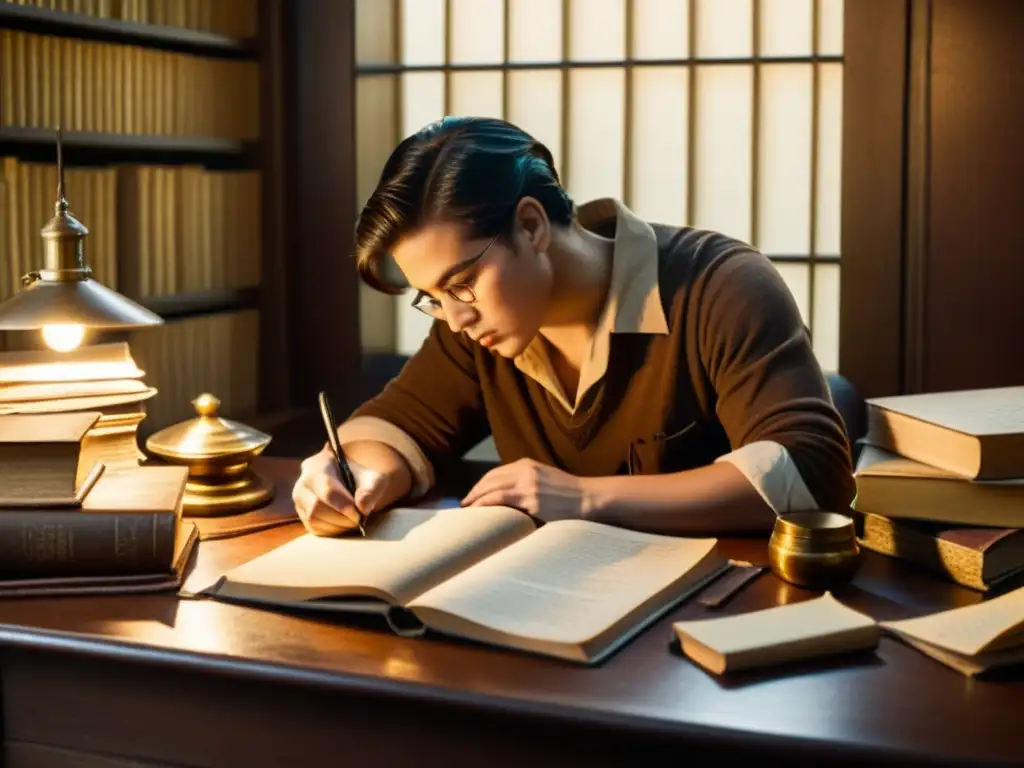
[0,456,1021,766]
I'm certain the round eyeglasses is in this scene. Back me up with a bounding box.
[410,233,499,319]
[411,283,477,319]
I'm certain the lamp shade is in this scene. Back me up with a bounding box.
[0,277,162,330]
[0,127,163,333]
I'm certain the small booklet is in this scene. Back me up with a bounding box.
[672,592,880,675]
[881,585,1024,676]
[202,505,728,664]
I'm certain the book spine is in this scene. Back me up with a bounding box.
[0,510,177,578]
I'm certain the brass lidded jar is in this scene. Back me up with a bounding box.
[768,511,861,589]
[145,393,274,516]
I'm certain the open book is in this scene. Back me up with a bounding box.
[672,593,879,675]
[881,585,1024,676]
[203,505,728,664]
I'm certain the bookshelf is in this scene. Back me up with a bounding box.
[0,1,257,58]
[0,125,254,166]
[0,0,361,458]
[0,0,300,441]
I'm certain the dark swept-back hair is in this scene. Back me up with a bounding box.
[354,116,575,294]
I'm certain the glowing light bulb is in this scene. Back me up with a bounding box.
[42,324,85,352]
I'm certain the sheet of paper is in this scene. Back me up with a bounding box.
[881,585,1024,656]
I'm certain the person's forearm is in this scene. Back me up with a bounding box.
[583,463,777,536]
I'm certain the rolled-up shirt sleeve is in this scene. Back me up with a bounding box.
[335,415,436,498]
[715,439,820,514]
[340,321,491,498]
[693,247,856,514]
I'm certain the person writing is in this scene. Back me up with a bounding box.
[292,116,855,537]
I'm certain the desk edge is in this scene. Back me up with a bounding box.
[0,621,1005,767]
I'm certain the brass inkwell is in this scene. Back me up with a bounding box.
[145,393,274,516]
[768,511,861,590]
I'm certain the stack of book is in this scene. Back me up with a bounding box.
[853,386,1024,591]
[0,411,196,596]
[0,341,156,485]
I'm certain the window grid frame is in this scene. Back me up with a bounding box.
[355,54,843,75]
[361,0,842,361]
[808,0,823,337]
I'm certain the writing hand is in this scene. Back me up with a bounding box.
[291,446,388,537]
[460,458,593,522]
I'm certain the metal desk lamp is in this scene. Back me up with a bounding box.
[0,128,162,350]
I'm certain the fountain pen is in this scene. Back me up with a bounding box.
[317,391,367,537]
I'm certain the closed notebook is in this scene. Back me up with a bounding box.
[881,585,1024,676]
[203,505,729,664]
[672,592,879,675]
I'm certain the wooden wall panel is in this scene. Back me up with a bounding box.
[922,0,1024,391]
[284,0,361,417]
[840,0,1024,398]
[838,0,908,399]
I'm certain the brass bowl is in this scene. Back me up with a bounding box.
[768,511,861,589]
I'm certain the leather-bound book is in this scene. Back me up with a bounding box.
[860,511,1024,592]
[0,465,187,578]
[0,521,198,598]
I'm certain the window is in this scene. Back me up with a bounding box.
[355,0,844,371]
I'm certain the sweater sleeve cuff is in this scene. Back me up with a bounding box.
[714,440,818,515]
[335,416,435,499]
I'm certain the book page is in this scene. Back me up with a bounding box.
[408,519,718,647]
[881,585,1024,656]
[673,592,876,656]
[894,635,1024,677]
[209,505,535,607]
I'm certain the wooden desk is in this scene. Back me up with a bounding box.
[0,458,1020,767]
